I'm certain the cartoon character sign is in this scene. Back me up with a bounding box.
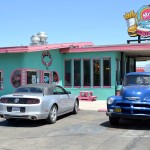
[124,5,150,37]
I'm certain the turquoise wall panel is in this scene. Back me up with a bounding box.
[0,49,121,100]
[0,49,63,95]
[0,53,25,95]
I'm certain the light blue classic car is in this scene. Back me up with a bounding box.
[106,72,150,125]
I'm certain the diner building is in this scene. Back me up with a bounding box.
[0,41,150,100]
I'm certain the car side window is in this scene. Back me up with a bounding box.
[54,86,66,94]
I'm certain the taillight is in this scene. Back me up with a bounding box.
[27,98,40,104]
[0,98,8,103]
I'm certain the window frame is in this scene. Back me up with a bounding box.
[64,59,72,87]
[83,58,91,88]
[103,57,111,87]
[11,68,59,88]
[93,58,101,87]
[74,59,81,88]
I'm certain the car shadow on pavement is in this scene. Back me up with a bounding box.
[0,119,48,127]
[0,113,74,127]
[100,119,150,130]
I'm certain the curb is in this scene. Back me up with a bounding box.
[98,109,107,112]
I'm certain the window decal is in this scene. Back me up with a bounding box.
[11,70,21,88]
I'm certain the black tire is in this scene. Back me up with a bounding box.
[73,100,79,114]
[109,117,120,126]
[46,105,58,124]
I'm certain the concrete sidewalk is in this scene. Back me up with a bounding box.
[79,100,107,112]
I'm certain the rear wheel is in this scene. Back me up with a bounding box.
[46,105,58,124]
[73,100,79,114]
[109,117,120,126]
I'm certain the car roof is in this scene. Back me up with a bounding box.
[19,83,56,89]
[16,84,58,95]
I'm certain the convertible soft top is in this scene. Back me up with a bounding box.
[15,84,58,95]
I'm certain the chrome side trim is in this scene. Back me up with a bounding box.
[125,97,140,100]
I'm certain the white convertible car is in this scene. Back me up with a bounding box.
[0,84,79,124]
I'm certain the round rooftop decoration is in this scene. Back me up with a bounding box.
[30,32,48,45]
[31,34,40,45]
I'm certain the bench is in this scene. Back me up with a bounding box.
[78,91,97,101]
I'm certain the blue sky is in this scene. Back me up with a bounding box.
[0,0,150,47]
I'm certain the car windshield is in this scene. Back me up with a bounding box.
[14,87,43,93]
[123,75,150,86]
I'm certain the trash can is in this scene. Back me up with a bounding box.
[116,85,122,96]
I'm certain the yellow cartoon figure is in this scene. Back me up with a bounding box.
[124,10,138,37]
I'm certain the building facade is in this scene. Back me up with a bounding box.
[0,42,150,100]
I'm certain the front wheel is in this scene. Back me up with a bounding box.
[109,117,120,126]
[73,100,79,114]
[46,105,58,124]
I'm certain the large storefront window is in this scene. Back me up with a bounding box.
[103,58,111,86]
[0,71,3,90]
[83,59,91,86]
[74,59,81,87]
[11,70,21,88]
[93,59,100,86]
[65,60,72,86]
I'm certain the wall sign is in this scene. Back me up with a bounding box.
[124,5,150,37]
[41,51,53,68]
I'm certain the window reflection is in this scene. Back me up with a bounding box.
[53,71,59,83]
[44,73,50,83]
[27,71,37,84]
[65,60,71,86]
[93,60,100,86]
[74,60,81,86]
[83,59,91,86]
[103,58,111,86]
[12,70,21,88]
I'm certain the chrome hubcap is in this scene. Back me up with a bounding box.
[51,107,57,121]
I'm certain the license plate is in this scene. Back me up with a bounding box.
[114,108,122,113]
[12,107,20,112]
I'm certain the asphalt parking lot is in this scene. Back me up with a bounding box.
[1,109,150,150]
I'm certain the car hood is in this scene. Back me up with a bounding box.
[121,86,150,100]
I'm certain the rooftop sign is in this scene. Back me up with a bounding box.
[124,5,150,37]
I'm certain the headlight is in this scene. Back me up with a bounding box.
[107,97,115,105]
